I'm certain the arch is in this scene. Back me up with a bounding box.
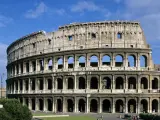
[140,55,147,67]
[25,98,28,107]
[152,78,158,89]
[68,56,74,68]
[103,77,111,89]
[128,77,136,89]
[48,58,53,70]
[47,79,52,90]
[128,99,136,113]
[115,77,124,89]
[47,99,53,111]
[90,99,98,112]
[90,55,98,67]
[141,77,148,89]
[115,55,123,67]
[102,55,111,66]
[78,99,85,112]
[39,79,43,90]
[90,77,98,89]
[31,99,35,110]
[57,57,63,69]
[78,77,86,89]
[102,99,111,113]
[115,99,124,113]
[57,78,63,89]
[141,99,148,113]
[152,99,158,112]
[128,55,136,67]
[79,56,86,67]
[68,77,74,89]
[67,99,74,112]
[57,99,62,112]
[39,99,43,111]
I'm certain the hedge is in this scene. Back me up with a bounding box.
[139,113,160,120]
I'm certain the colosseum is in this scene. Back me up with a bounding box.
[6,21,160,114]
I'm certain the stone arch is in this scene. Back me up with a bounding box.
[57,78,63,89]
[115,77,124,89]
[115,54,123,67]
[47,78,52,90]
[128,77,136,89]
[68,77,74,89]
[102,55,111,66]
[152,99,158,112]
[48,58,53,70]
[90,99,98,112]
[115,99,124,113]
[78,77,86,89]
[39,99,43,111]
[90,55,98,67]
[141,77,148,89]
[141,99,148,113]
[25,98,29,107]
[67,99,74,112]
[38,78,43,90]
[140,55,147,67]
[90,77,98,89]
[79,56,86,67]
[31,98,35,110]
[47,99,53,111]
[102,77,111,89]
[68,56,74,68]
[57,99,62,112]
[152,78,158,89]
[128,55,136,67]
[78,99,86,112]
[57,57,63,69]
[102,99,111,113]
[128,99,136,113]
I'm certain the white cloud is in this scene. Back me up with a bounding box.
[0,15,13,27]
[25,2,48,19]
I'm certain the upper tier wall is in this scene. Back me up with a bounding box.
[7,21,150,64]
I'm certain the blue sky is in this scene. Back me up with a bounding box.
[0,0,160,86]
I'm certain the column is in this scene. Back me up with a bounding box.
[112,75,115,92]
[112,53,115,67]
[74,75,77,89]
[15,65,17,75]
[124,53,128,68]
[149,98,151,113]
[125,75,128,90]
[18,80,20,93]
[28,78,31,93]
[44,58,48,71]
[98,53,101,67]
[43,98,46,111]
[63,97,66,113]
[28,98,32,110]
[137,98,140,114]
[64,55,67,69]
[137,53,140,70]
[86,53,89,67]
[35,98,39,111]
[14,81,16,93]
[112,98,115,113]
[125,98,128,113]
[43,77,46,92]
[19,63,21,74]
[149,75,152,92]
[23,62,26,73]
[74,97,77,113]
[137,75,141,92]
[29,61,32,73]
[52,76,54,91]
[99,75,102,90]
[52,97,55,113]
[99,98,102,113]
[86,96,89,113]
[159,98,160,113]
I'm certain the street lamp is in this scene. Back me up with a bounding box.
[1,73,5,98]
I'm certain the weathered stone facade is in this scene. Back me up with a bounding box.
[6,21,160,114]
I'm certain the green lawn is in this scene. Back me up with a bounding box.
[41,116,95,120]
[32,112,54,116]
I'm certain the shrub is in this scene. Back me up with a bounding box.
[139,113,160,120]
[0,98,32,120]
[0,108,12,120]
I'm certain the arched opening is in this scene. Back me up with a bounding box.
[39,99,43,111]
[47,99,53,111]
[90,55,98,67]
[47,79,52,90]
[39,79,43,90]
[57,99,62,112]
[152,78,158,89]
[102,77,111,89]
[102,55,111,66]
[79,77,86,89]
[20,80,23,91]
[57,57,63,69]
[152,99,158,112]
[128,77,136,89]
[67,99,74,112]
[116,77,124,89]
[25,80,29,91]
[115,55,123,67]
[141,99,148,113]
[19,98,23,104]
[79,56,86,67]
[140,55,147,67]
[141,77,148,89]
[102,99,111,113]
[32,99,35,110]
[78,99,85,112]
[68,78,74,89]
[128,55,136,67]
[57,78,63,89]
[115,100,124,113]
[48,59,53,70]
[31,79,35,90]
[90,99,98,112]
[128,99,136,113]
[39,59,44,71]
[25,98,28,107]
[90,77,98,89]
[68,56,74,68]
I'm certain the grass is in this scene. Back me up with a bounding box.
[32,112,54,116]
[42,116,96,120]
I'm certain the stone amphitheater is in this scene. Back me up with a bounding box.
[6,21,160,114]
